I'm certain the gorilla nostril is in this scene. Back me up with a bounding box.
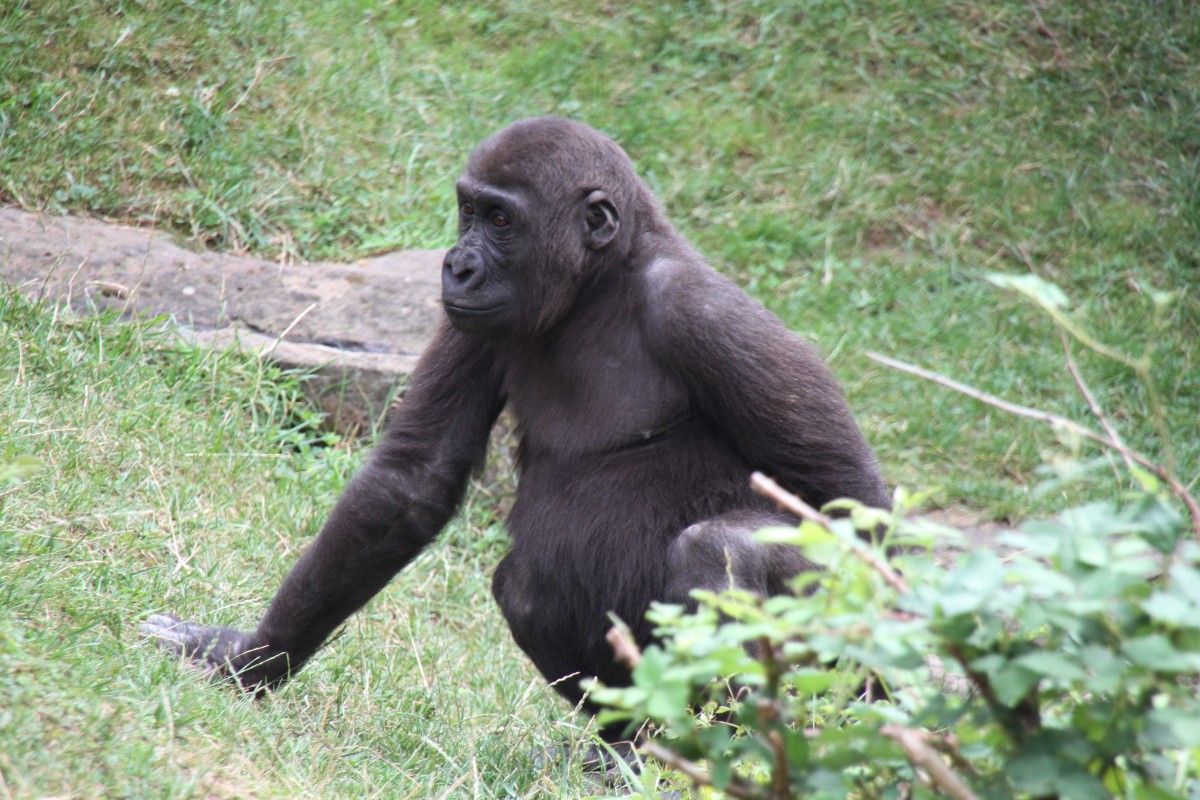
[444,254,475,283]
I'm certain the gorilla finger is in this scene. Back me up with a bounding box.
[141,615,232,661]
[140,613,192,654]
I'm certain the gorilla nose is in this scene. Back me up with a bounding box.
[442,248,485,291]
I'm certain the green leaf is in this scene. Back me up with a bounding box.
[1072,534,1108,567]
[755,525,802,545]
[969,654,1005,673]
[936,550,1003,615]
[1121,634,1197,672]
[989,662,1039,706]
[1014,651,1085,682]
[594,708,635,727]
[1078,645,1124,694]
[782,728,809,766]
[709,755,732,789]
[633,645,666,685]
[1133,786,1190,800]
[849,504,891,532]
[1142,591,1200,628]
[1008,754,1058,794]
[1128,463,1161,493]
[1052,770,1109,800]
[787,668,836,695]
[1144,707,1200,748]
[1169,563,1200,605]
[792,520,838,546]
[646,679,690,720]
[985,272,1071,311]
[1128,495,1184,554]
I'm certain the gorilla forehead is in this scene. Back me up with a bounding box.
[464,117,638,197]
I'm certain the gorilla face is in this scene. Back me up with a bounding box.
[441,182,529,337]
[442,119,624,340]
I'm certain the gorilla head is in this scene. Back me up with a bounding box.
[442,118,656,337]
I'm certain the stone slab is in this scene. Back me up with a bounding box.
[0,206,445,433]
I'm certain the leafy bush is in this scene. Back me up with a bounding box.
[590,276,1200,799]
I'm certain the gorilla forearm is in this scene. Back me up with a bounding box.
[250,463,467,678]
[145,330,503,690]
[254,331,501,684]
[144,462,470,691]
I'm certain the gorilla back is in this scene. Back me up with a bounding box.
[144,117,888,740]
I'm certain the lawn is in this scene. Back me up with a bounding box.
[1,1,1197,797]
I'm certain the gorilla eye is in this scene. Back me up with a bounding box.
[491,212,510,228]
[460,202,475,217]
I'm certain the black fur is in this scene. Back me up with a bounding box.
[144,117,888,734]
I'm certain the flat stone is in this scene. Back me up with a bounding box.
[0,206,445,434]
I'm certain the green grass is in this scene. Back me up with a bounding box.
[0,291,643,798]
[1,0,1198,796]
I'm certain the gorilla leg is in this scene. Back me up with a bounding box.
[665,510,818,607]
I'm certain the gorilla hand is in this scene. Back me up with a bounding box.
[141,614,285,693]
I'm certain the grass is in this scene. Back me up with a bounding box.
[0,291,635,798]
[1,0,1198,796]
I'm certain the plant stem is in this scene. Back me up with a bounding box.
[866,352,1200,542]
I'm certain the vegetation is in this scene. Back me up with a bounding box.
[1,0,1197,797]
[591,278,1200,798]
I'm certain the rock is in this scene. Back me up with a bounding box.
[0,206,445,434]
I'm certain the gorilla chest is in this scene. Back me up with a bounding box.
[504,343,688,455]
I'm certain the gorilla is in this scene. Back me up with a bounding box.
[144,117,888,741]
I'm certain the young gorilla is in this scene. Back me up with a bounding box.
[144,117,888,739]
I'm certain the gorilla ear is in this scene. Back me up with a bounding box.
[582,190,620,250]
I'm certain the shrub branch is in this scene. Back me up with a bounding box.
[1057,329,1137,477]
[640,742,760,799]
[881,725,981,800]
[750,471,910,593]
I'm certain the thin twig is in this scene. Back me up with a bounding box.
[641,742,759,799]
[866,352,1200,542]
[881,725,980,800]
[751,470,832,526]
[262,301,317,359]
[605,625,642,670]
[767,730,790,800]
[867,352,1112,447]
[1058,329,1138,478]
[751,472,911,594]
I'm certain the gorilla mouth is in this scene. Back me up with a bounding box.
[443,302,501,316]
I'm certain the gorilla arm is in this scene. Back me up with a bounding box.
[143,324,506,690]
[650,261,889,511]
